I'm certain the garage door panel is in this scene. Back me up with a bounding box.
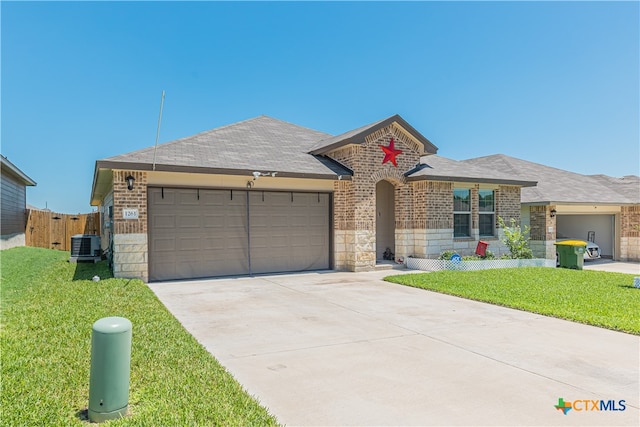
[149,188,329,281]
[152,263,176,280]
[271,215,290,226]
[150,189,176,205]
[272,236,290,248]
[249,214,269,227]
[176,237,202,251]
[291,237,310,247]
[196,259,249,278]
[148,188,250,281]
[290,215,309,226]
[178,190,199,205]
[174,260,203,278]
[152,214,176,229]
[152,237,175,252]
[202,214,230,228]
[249,191,329,275]
[226,216,247,228]
[176,215,201,228]
[309,215,327,227]
[201,237,225,250]
[267,192,291,205]
[200,190,226,205]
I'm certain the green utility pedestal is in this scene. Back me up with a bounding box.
[88,317,132,423]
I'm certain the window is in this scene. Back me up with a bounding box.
[454,189,471,238]
[479,189,495,236]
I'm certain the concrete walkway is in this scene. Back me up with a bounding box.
[149,270,639,426]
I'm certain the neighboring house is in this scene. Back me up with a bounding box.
[462,155,640,262]
[1,155,37,250]
[90,114,536,282]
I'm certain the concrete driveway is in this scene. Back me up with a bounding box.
[149,270,639,426]
[583,259,640,274]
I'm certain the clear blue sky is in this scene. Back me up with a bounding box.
[2,1,638,213]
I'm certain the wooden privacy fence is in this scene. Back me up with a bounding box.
[26,209,101,251]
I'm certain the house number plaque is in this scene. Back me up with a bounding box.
[122,208,139,219]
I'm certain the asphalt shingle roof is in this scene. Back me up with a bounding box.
[101,116,350,177]
[589,174,640,203]
[462,154,639,204]
[309,116,394,153]
[406,155,537,187]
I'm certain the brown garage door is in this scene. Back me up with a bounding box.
[249,191,330,274]
[148,188,330,281]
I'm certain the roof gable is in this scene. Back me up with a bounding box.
[309,114,438,156]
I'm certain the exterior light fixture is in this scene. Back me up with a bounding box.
[126,175,135,191]
[550,208,557,218]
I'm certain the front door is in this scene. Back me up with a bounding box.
[376,180,395,260]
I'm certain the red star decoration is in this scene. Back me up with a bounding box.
[379,138,403,167]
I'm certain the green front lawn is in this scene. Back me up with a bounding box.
[1,247,278,426]
[385,267,640,335]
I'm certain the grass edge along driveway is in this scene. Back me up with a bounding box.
[385,267,640,335]
[1,247,279,426]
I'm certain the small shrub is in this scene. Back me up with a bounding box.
[481,249,496,260]
[439,250,459,260]
[498,216,533,259]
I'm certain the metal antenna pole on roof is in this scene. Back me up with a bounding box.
[152,90,165,171]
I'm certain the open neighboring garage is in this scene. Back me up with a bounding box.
[556,214,616,258]
[148,187,331,281]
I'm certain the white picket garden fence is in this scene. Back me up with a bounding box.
[405,257,555,272]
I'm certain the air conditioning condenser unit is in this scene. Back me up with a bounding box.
[69,234,101,263]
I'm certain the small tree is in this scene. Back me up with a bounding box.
[498,216,533,259]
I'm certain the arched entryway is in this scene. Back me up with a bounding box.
[376,180,395,260]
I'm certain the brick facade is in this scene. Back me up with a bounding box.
[112,170,148,234]
[620,205,640,261]
[529,205,556,259]
[111,170,148,281]
[496,185,521,226]
[331,124,424,270]
[425,181,453,230]
[330,125,522,268]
